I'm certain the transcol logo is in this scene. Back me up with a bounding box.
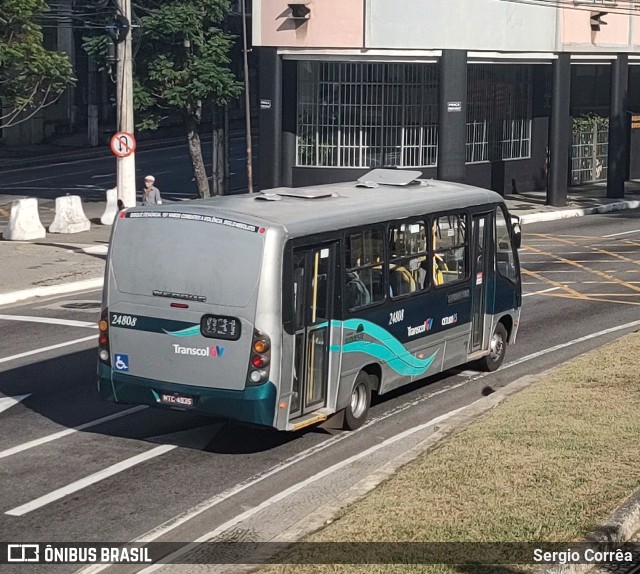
[407,318,433,337]
[172,344,224,358]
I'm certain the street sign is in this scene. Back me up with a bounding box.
[110,132,137,158]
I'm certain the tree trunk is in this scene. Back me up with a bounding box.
[212,105,226,196]
[184,103,210,198]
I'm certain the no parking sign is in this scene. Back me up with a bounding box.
[110,131,137,157]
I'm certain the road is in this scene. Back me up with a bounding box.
[0,132,257,208]
[0,211,639,572]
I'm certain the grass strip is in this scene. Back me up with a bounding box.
[264,332,640,573]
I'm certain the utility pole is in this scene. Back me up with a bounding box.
[115,0,136,207]
[241,0,253,193]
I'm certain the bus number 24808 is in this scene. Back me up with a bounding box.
[111,314,138,327]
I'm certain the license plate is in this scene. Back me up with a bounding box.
[159,393,194,407]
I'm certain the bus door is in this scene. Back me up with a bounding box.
[290,243,337,418]
[471,213,490,352]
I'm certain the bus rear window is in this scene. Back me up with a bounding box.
[110,216,264,308]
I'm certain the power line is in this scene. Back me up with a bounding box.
[497,0,640,17]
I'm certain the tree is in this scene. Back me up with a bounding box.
[83,0,242,198]
[0,0,74,128]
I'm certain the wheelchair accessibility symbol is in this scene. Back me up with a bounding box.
[114,354,129,371]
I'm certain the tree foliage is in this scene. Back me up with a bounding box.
[0,0,74,128]
[83,0,242,197]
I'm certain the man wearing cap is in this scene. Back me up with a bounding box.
[141,175,162,205]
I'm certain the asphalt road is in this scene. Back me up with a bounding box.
[0,133,256,207]
[0,211,639,573]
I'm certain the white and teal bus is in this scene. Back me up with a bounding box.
[98,170,522,431]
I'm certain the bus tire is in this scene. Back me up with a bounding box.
[477,322,508,372]
[343,372,371,431]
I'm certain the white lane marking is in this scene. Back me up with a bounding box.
[0,314,97,329]
[502,319,640,370]
[522,287,561,298]
[0,395,31,415]
[603,228,640,238]
[75,318,640,574]
[0,406,147,460]
[5,445,176,516]
[137,407,468,573]
[0,335,96,365]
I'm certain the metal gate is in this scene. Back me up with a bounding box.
[571,117,608,185]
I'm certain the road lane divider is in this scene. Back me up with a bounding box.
[0,395,31,415]
[5,445,176,517]
[0,335,96,365]
[0,406,147,460]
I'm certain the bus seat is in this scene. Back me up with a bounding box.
[346,272,371,308]
[433,255,447,286]
[390,266,415,296]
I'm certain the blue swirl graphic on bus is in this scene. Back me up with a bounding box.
[164,325,201,337]
[332,319,438,377]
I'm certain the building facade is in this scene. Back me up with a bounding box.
[254,0,640,204]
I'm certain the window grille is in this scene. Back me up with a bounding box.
[466,65,532,164]
[297,62,439,168]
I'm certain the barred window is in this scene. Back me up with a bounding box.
[297,62,439,168]
[466,65,532,164]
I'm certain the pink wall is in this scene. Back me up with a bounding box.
[561,8,636,48]
[258,0,364,48]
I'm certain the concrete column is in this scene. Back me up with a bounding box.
[548,53,571,207]
[258,48,282,191]
[437,50,467,183]
[281,60,298,188]
[607,54,629,199]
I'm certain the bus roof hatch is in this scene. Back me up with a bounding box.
[357,169,424,187]
[257,188,338,200]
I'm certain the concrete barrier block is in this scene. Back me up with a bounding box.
[49,195,91,234]
[2,198,46,241]
[100,187,118,225]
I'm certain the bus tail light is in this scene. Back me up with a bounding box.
[98,308,111,365]
[247,329,271,386]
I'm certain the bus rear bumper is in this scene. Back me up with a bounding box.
[97,363,277,427]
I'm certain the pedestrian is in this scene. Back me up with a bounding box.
[141,175,162,205]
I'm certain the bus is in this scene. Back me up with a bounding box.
[98,170,522,431]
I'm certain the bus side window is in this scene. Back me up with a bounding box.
[388,220,428,297]
[432,214,468,286]
[496,207,518,282]
[346,227,385,310]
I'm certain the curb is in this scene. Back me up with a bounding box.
[520,200,640,224]
[0,277,103,307]
[533,489,640,574]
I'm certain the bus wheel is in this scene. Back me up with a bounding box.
[344,372,371,431]
[477,323,508,372]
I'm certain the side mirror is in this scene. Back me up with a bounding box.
[511,215,522,250]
